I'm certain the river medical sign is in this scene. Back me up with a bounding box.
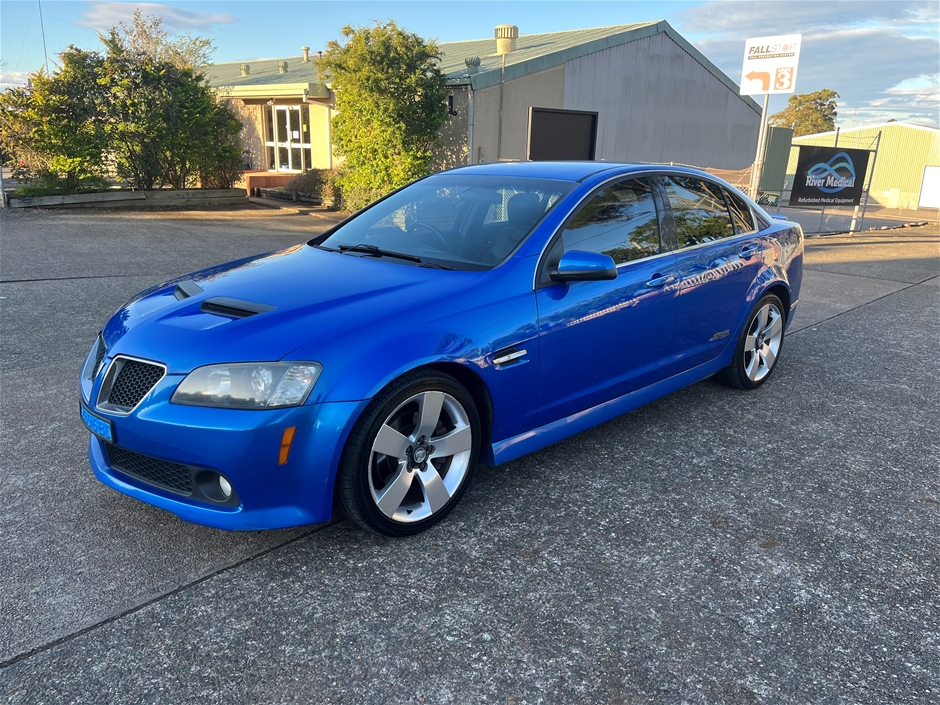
[789,146,871,207]
[740,34,802,95]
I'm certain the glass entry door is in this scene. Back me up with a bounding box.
[264,105,312,172]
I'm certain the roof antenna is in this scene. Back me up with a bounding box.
[37,0,50,74]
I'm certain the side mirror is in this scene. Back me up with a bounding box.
[549,250,618,283]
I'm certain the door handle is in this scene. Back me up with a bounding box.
[645,274,674,288]
[739,247,759,260]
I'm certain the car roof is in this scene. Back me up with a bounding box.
[445,161,624,181]
[441,161,725,183]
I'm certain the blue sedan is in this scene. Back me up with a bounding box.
[80,162,803,536]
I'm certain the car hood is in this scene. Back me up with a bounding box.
[102,244,486,374]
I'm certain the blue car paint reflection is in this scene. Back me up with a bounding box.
[81,162,803,530]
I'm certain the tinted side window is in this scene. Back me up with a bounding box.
[725,188,757,234]
[562,178,660,265]
[660,175,734,247]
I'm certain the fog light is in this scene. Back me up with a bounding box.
[219,476,232,498]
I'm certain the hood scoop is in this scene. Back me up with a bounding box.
[200,297,276,319]
[173,280,204,300]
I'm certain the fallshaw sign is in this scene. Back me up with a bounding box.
[789,146,871,206]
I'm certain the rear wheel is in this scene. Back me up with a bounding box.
[717,294,786,390]
[336,369,480,536]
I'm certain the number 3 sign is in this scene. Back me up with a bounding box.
[741,34,802,96]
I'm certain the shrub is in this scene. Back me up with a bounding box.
[316,22,448,211]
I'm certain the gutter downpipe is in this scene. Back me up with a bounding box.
[467,86,475,165]
[496,54,506,161]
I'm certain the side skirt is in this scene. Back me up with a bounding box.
[489,355,729,465]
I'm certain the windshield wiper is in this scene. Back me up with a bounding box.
[417,262,455,270]
[337,243,422,263]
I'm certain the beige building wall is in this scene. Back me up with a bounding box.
[230,99,265,171]
[307,100,334,169]
[471,65,565,163]
[433,87,470,171]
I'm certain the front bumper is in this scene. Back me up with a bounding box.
[84,376,369,530]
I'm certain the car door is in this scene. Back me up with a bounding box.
[535,176,679,426]
[656,174,763,372]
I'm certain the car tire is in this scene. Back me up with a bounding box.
[717,293,786,390]
[336,369,481,536]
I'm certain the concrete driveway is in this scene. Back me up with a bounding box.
[1,206,937,704]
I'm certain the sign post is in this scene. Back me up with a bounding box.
[740,34,802,199]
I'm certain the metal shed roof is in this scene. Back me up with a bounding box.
[208,21,759,113]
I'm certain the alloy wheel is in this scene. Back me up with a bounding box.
[368,390,473,523]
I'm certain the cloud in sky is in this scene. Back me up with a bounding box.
[673,0,939,127]
[76,2,237,34]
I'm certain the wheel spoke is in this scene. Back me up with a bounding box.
[744,334,758,351]
[431,426,471,458]
[373,424,410,459]
[765,313,783,339]
[415,391,444,440]
[745,352,760,380]
[375,462,413,517]
[416,466,452,513]
[756,305,769,330]
[760,343,777,369]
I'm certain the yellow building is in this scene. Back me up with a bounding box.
[789,122,940,209]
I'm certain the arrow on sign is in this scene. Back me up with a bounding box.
[745,71,771,91]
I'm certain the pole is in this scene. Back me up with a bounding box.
[0,166,6,208]
[38,0,50,74]
[817,127,839,234]
[749,94,770,199]
[855,131,882,234]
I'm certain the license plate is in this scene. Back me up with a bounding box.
[81,405,114,442]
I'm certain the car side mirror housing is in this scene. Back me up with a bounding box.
[549,250,618,283]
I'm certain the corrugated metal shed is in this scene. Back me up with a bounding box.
[208,21,760,114]
[561,31,759,169]
[787,122,940,208]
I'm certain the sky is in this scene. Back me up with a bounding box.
[1,0,938,127]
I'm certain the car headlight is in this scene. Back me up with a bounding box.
[80,335,106,402]
[171,363,321,409]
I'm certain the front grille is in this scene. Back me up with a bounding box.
[106,359,164,409]
[106,444,193,496]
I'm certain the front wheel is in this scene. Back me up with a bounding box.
[717,294,786,390]
[336,369,481,536]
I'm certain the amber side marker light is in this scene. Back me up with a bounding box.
[279,427,296,465]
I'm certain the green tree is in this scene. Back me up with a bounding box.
[97,15,241,190]
[769,89,840,137]
[0,47,108,192]
[109,8,215,70]
[316,21,449,210]
[0,12,240,194]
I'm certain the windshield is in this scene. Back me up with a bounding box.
[313,174,576,271]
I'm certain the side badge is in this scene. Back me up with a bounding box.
[710,330,730,341]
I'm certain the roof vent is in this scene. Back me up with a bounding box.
[302,46,310,63]
[465,56,481,74]
[240,63,250,76]
[495,24,518,55]
[277,61,288,74]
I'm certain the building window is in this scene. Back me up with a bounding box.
[264,105,313,173]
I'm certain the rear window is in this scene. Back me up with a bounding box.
[725,188,758,235]
[659,175,734,248]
